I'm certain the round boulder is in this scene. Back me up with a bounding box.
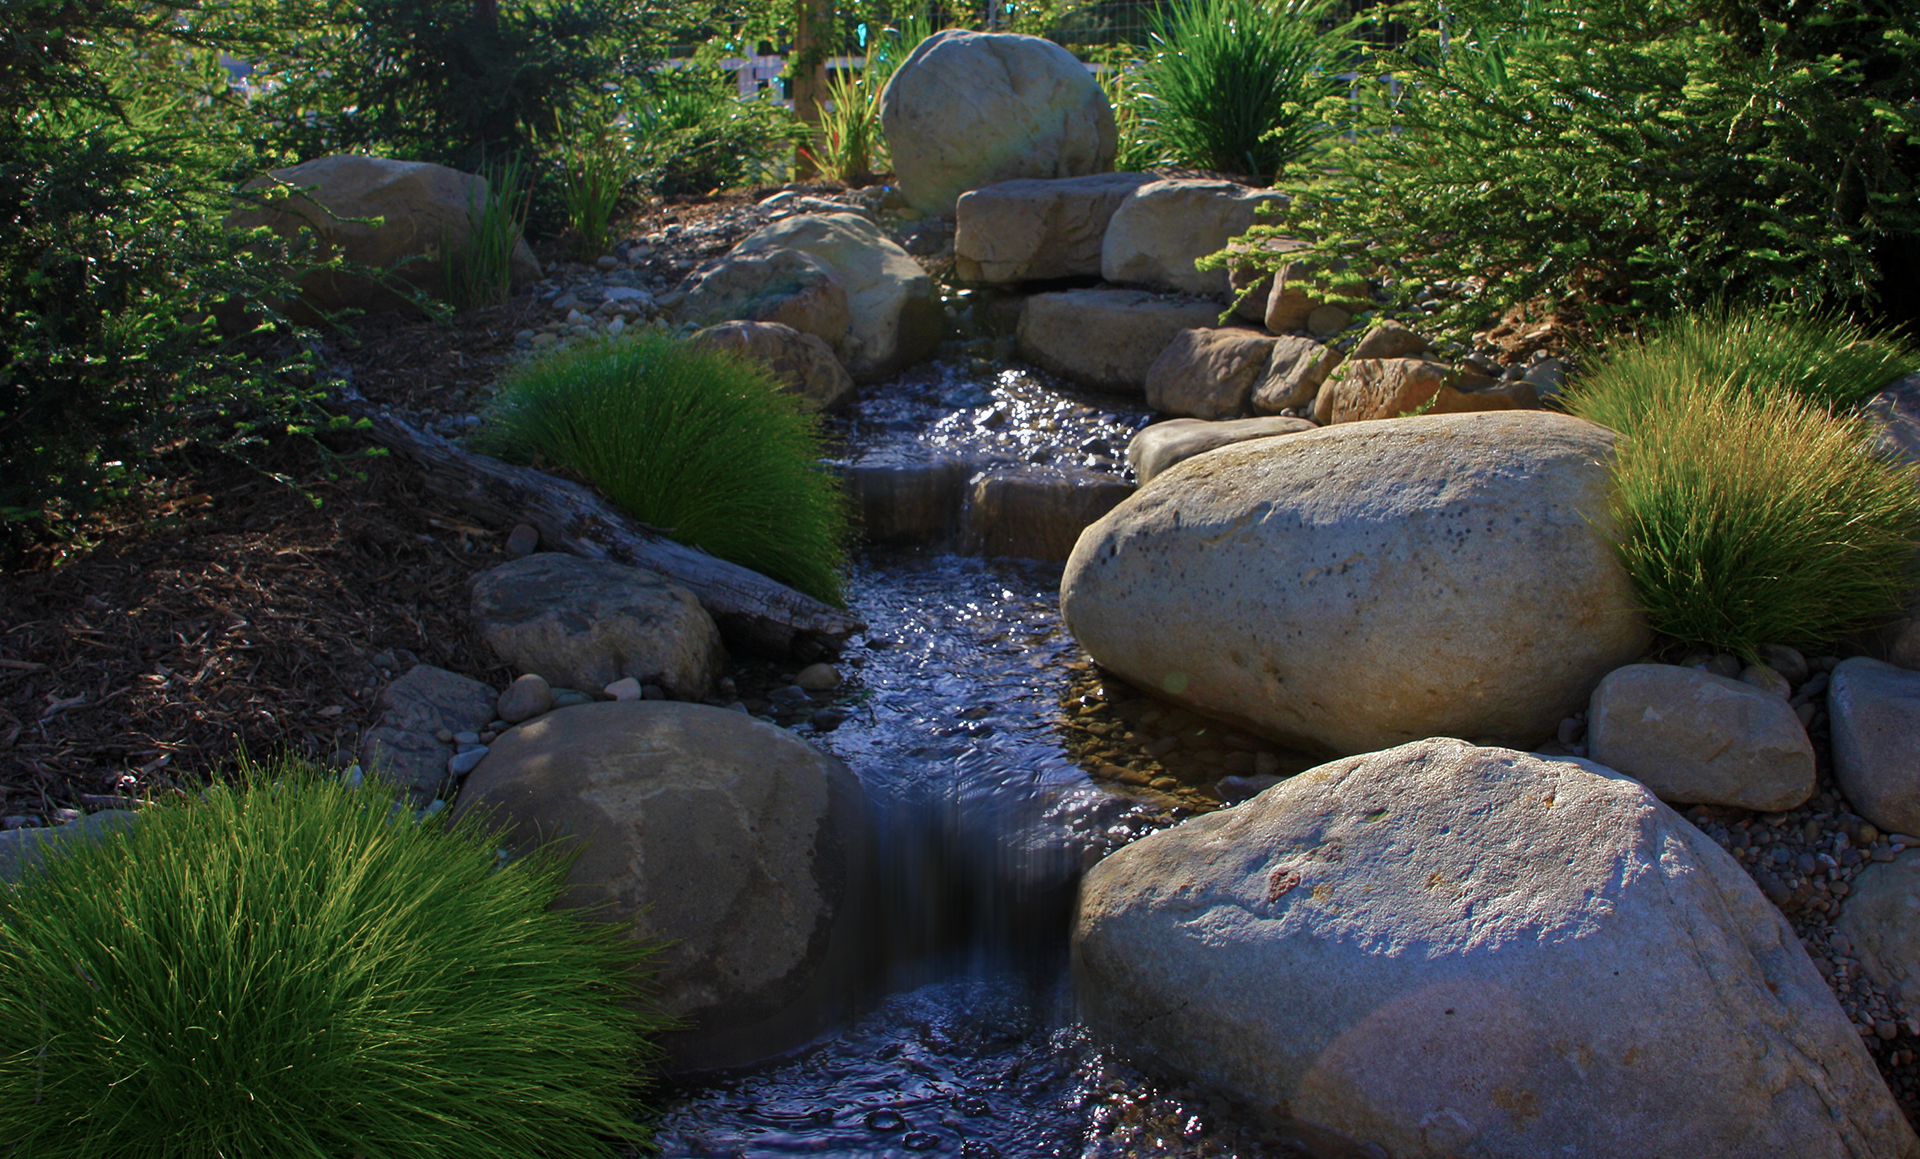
[684,320,857,414]
[1074,739,1916,1158]
[879,30,1116,218]
[1060,412,1652,754]
[675,248,852,356]
[453,701,873,1071]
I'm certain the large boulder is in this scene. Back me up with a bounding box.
[730,214,942,381]
[1061,412,1652,755]
[468,553,724,702]
[1143,327,1276,420]
[684,320,857,414]
[1101,179,1283,299]
[226,154,540,317]
[960,467,1134,561]
[359,664,501,806]
[879,30,1116,218]
[674,249,852,355]
[1074,739,1917,1159]
[452,701,873,1071]
[1314,357,1535,424]
[1015,288,1221,393]
[1126,416,1315,484]
[1587,663,1816,812]
[1830,657,1920,837]
[953,172,1155,283]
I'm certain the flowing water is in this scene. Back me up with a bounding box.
[650,365,1372,1159]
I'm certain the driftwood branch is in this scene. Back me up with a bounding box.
[332,383,865,659]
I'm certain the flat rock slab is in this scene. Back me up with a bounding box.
[468,553,724,702]
[1016,288,1222,393]
[1587,663,1816,812]
[954,172,1155,283]
[1830,657,1920,837]
[359,664,500,805]
[1073,738,1917,1159]
[960,466,1134,561]
[452,700,872,1071]
[1127,415,1315,484]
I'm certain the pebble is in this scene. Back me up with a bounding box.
[769,684,813,705]
[1756,643,1811,686]
[496,672,554,723]
[605,677,643,701]
[447,747,488,776]
[596,255,620,271]
[49,808,82,825]
[436,728,455,743]
[454,731,480,746]
[506,523,539,557]
[796,662,842,691]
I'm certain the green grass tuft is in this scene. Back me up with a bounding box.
[473,332,850,606]
[0,758,663,1158]
[1560,304,1920,436]
[1604,387,1920,658]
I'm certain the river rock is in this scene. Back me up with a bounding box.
[227,154,540,318]
[468,553,724,702]
[730,213,942,381]
[1061,412,1652,755]
[1830,657,1920,837]
[674,248,852,355]
[1836,849,1920,1018]
[1266,259,1371,332]
[1016,287,1221,393]
[453,701,873,1071]
[1314,358,1534,425]
[879,30,1116,218]
[0,809,142,888]
[1101,180,1283,300]
[1127,416,1315,484]
[359,665,501,805]
[685,320,857,414]
[1349,320,1433,361]
[953,172,1155,283]
[1251,334,1343,414]
[961,467,1134,562]
[496,673,554,725]
[1143,327,1277,420]
[1073,739,1916,1159]
[1586,664,1815,812]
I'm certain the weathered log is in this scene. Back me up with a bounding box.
[336,388,864,659]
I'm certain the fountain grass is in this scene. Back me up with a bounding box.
[0,756,663,1158]
[1605,386,1920,659]
[473,331,849,606]
[1560,304,1920,436]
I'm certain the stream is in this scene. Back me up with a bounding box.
[650,362,1366,1158]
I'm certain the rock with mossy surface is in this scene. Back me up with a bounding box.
[453,700,873,1071]
[1062,411,1651,755]
[1074,738,1919,1159]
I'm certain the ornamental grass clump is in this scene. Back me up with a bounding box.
[473,332,849,605]
[0,759,663,1158]
[1597,386,1920,660]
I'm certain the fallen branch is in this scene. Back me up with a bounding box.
[331,382,865,660]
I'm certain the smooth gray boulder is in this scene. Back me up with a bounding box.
[1015,287,1220,393]
[1101,179,1282,299]
[468,553,724,703]
[1061,412,1652,755]
[879,30,1116,218]
[1830,657,1920,837]
[730,213,942,381]
[674,248,852,356]
[1587,663,1816,812]
[1142,327,1276,420]
[0,810,142,888]
[1837,849,1920,1021]
[685,320,857,414]
[1126,416,1314,484]
[1073,739,1918,1159]
[953,172,1155,283]
[453,701,872,1071]
[359,664,500,805]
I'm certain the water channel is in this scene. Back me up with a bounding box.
[650,362,1373,1158]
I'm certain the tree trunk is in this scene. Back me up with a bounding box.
[790,0,835,177]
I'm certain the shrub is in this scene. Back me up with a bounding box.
[1228,0,1920,342]
[624,67,806,197]
[1131,0,1345,180]
[1559,305,1920,437]
[0,758,662,1157]
[1601,387,1920,658]
[472,332,850,605]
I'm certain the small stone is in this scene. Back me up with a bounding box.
[770,684,813,705]
[1877,1020,1900,1041]
[435,728,455,743]
[514,329,535,343]
[550,688,594,709]
[1740,663,1793,700]
[1253,752,1283,777]
[607,316,626,336]
[531,332,558,348]
[596,255,620,271]
[796,662,842,691]
[1699,653,1743,680]
[640,684,666,701]
[50,808,82,825]
[810,708,849,730]
[447,747,488,776]
[725,701,750,713]
[1795,701,1817,727]
[1860,823,1882,845]
[1755,644,1811,687]
[1556,716,1585,745]
[454,731,480,746]
[506,523,539,557]
[604,677,643,701]
[496,673,554,724]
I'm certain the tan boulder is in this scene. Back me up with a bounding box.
[1126,416,1315,484]
[1143,327,1276,420]
[1265,259,1370,332]
[1349,319,1434,361]
[1314,358,1535,425]
[685,320,857,414]
[1015,287,1221,393]
[1061,412,1653,754]
[1250,334,1343,414]
[452,701,872,1070]
[953,172,1155,283]
[1101,179,1284,299]
[227,154,540,317]
[674,249,852,356]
